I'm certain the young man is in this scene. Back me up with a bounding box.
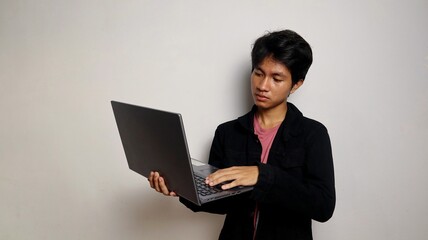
[149,29,336,240]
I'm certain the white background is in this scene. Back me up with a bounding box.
[1,1,427,239]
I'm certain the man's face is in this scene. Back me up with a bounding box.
[251,56,301,111]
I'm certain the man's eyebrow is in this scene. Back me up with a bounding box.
[254,66,287,77]
[272,72,286,77]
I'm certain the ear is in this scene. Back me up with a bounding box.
[290,79,304,94]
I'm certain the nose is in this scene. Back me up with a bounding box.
[257,77,269,91]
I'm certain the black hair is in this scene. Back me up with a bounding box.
[251,29,313,85]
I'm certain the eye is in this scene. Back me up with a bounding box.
[273,78,283,82]
[253,71,263,77]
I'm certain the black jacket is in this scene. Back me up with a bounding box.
[180,103,336,240]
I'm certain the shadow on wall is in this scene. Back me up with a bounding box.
[237,63,254,112]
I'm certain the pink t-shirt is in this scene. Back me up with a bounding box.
[253,114,281,238]
[253,115,281,164]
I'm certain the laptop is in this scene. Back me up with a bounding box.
[111,100,253,206]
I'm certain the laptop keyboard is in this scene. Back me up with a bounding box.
[194,174,222,196]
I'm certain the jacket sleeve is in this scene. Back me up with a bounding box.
[252,123,336,222]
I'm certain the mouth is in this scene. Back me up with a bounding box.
[255,93,269,102]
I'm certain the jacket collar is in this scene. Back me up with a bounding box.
[237,102,304,140]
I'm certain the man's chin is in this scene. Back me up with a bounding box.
[255,102,287,111]
[255,103,270,109]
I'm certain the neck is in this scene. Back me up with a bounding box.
[256,103,287,129]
